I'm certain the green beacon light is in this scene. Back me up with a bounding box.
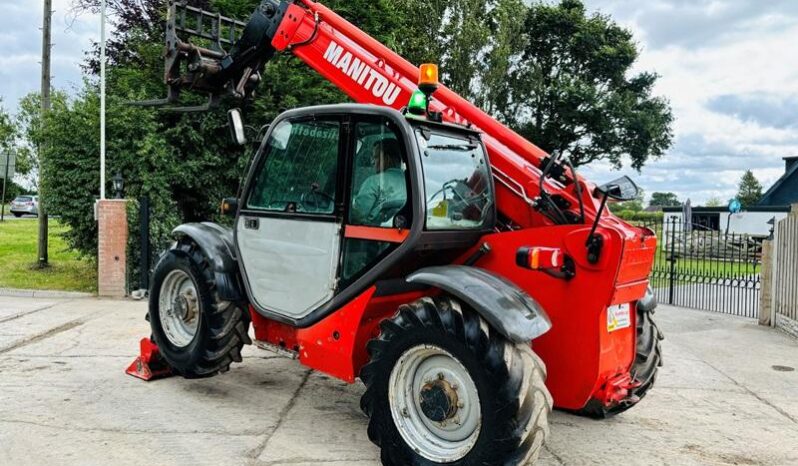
[408,90,428,115]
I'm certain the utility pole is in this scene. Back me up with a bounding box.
[1,151,9,222]
[100,0,107,200]
[39,0,52,267]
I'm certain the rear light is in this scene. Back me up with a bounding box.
[516,247,562,270]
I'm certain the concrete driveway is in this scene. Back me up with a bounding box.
[1,296,797,465]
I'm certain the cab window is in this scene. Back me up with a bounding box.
[247,119,341,214]
[416,129,493,230]
[348,120,409,227]
[341,119,410,287]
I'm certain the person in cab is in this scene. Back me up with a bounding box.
[351,138,407,226]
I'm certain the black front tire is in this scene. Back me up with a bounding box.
[360,296,552,465]
[149,241,251,378]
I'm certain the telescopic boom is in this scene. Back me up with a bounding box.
[146,0,605,229]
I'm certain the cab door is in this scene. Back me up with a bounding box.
[237,117,345,320]
[339,117,412,288]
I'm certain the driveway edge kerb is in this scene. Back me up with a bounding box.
[0,288,94,299]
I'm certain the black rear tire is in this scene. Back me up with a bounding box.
[149,241,251,378]
[360,296,552,465]
[577,300,663,418]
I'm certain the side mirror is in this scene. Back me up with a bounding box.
[594,176,640,202]
[585,175,640,264]
[228,109,247,146]
[220,197,239,217]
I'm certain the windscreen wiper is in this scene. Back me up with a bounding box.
[426,144,477,151]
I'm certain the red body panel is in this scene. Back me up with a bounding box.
[474,226,652,408]
[344,225,409,243]
[243,0,658,411]
[250,288,428,383]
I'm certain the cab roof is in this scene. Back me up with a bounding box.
[280,103,482,138]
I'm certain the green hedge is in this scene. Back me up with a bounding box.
[613,210,664,223]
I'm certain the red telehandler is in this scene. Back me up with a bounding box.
[128,1,662,464]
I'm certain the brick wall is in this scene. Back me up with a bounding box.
[97,200,128,297]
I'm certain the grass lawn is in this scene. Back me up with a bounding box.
[0,218,96,293]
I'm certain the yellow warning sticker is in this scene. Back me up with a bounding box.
[431,200,448,218]
[607,303,631,332]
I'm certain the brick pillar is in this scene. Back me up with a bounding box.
[97,200,128,297]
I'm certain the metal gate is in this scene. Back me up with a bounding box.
[648,218,762,318]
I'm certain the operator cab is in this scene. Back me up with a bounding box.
[233,104,495,326]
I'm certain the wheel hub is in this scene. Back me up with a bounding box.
[388,345,482,462]
[419,378,459,422]
[176,290,198,320]
[158,269,200,348]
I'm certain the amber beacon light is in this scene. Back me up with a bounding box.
[419,64,439,91]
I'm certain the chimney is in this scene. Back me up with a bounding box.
[785,156,798,173]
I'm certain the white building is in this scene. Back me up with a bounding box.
[662,206,791,237]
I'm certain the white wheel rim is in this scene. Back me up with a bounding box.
[158,269,200,348]
[388,344,481,462]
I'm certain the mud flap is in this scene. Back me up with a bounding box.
[125,338,174,381]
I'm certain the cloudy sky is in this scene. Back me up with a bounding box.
[0,0,98,109]
[1,0,797,204]
[578,0,798,204]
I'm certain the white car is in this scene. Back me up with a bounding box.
[9,195,39,217]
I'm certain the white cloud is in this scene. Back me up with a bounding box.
[580,0,798,205]
[0,0,99,113]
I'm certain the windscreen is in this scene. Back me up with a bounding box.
[247,119,341,214]
[415,128,493,230]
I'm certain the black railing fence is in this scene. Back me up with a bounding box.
[636,217,762,318]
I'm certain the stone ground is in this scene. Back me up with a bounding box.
[1,296,797,465]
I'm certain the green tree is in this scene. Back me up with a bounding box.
[38,86,186,256]
[503,0,673,169]
[611,187,644,213]
[0,98,15,155]
[14,92,69,186]
[704,197,723,207]
[434,0,490,100]
[393,0,529,113]
[736,170,763,207]
[51,0,414,263]
[611,199,643,212]
[649,192,680,207]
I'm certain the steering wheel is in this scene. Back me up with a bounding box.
[300,183,335,212]
[375,199,406,225]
